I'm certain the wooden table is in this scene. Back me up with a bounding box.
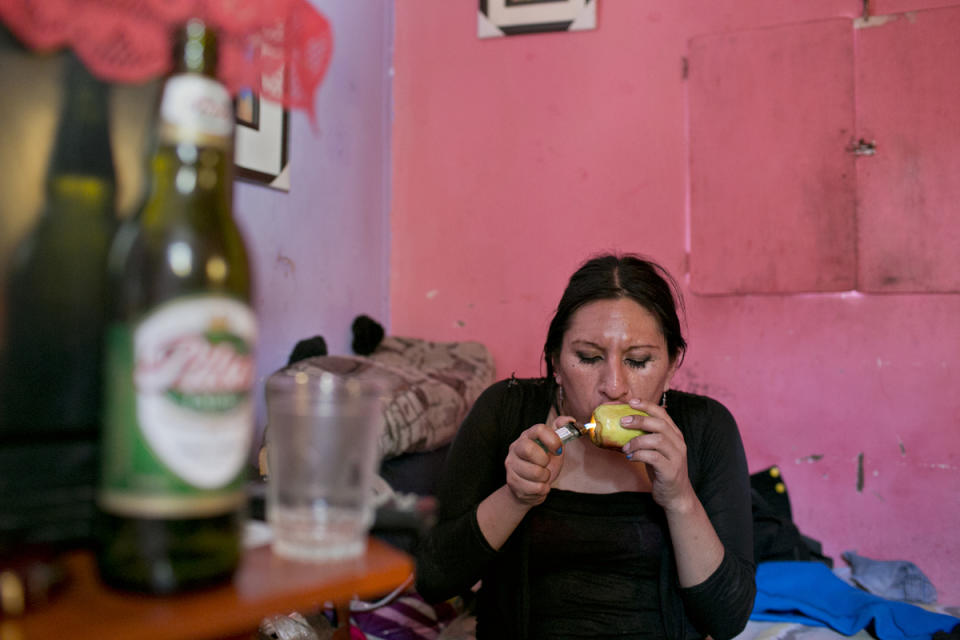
[4,537,414,640]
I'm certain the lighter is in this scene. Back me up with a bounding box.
[534,420,594,452]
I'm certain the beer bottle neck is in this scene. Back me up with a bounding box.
[142,20,235,226]
[45,52,116,215]
[149,141,232,210]
[173,19,219,77]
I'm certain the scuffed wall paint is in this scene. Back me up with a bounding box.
[854,14,901,28]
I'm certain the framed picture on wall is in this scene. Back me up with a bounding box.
[478,0,597,38]
[234,62,290,191]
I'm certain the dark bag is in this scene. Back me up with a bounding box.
[751,466,833,567]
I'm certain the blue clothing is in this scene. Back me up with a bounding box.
[752,561,959,640]
[843,550,938,604]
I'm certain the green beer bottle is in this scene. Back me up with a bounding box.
[0,51,116,548]
[97,20,256,593]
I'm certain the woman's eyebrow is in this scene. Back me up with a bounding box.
[570,339,603,350]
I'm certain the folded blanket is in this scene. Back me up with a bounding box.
[752,561,959,640]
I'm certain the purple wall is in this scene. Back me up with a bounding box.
[237,0,394,439]
[390,1,960,603]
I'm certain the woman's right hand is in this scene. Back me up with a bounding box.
[476,416,572,550]
[504,418,570,506]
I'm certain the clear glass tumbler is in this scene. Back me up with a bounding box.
[265,370,385,561]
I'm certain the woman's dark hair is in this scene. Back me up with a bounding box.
[543,253,687,382]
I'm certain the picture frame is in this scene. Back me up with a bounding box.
[234,68,290,191]
[478,0,597,38]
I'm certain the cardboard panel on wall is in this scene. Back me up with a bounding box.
[855,6,960,293]
[688,20,857,295]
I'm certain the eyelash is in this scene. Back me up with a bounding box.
[576,353,651,369]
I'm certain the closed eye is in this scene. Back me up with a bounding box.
[627,358,651,369]
[576,352,602,364]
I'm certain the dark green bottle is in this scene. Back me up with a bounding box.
[96,20,256,594]
[0,51,116,549]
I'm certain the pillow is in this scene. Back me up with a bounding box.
[269,337,494,461]
[368,336,493,415]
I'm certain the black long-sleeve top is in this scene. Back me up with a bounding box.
[415,378,756,640]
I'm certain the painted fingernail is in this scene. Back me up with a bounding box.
[556,447,563,455]
[625,451,633,460]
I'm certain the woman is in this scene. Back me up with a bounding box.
[415,254,756,640]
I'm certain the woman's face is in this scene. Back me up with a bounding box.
[553,297,678,424]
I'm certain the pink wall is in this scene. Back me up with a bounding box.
[391,0,960,603]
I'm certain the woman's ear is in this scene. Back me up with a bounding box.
[664,357,680,391]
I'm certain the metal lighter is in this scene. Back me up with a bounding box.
[534,420,595,452]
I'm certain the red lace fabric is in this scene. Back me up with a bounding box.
[0,0,332,118]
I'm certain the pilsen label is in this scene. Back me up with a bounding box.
[131,296,257,490]
[135,330,254,413]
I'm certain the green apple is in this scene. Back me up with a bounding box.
[587,403,648,449]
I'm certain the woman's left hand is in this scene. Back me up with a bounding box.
[619,399,697,514]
